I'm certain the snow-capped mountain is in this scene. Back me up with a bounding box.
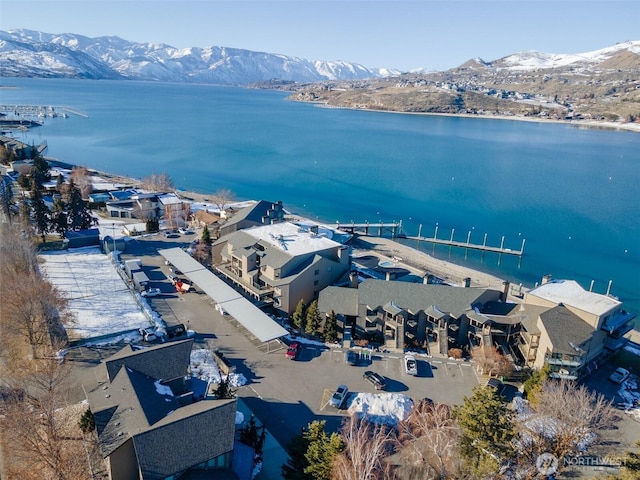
[0,29,398,84]
[474,40,640,72]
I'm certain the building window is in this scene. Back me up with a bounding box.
[314,280,319,286]
[314,269,320,275]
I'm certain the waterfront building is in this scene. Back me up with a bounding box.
[213,221,351,315]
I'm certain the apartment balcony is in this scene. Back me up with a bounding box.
[545,355,582,368]
[215,264,275,297]
[604,336,629,352]
[517,343,537,362]
[602,310,636,335]
[549,371,578,381]
[520,333,539,349]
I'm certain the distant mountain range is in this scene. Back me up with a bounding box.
[283,41,640,125]
[1,30,639,124]
[0,29,399,84]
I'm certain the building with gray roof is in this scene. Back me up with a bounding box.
[217,199,285,238]
[318,278,503,353]
[213,221,351,315]
[85,339,237,480]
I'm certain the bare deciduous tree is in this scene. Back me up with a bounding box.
[0,223,73,360]
[471,345,514,378]
[332,413,396,480]
[211,188,234,213]
[192,241,211,265]
[515,379,616,474]
[2,274,72,359]
[140,172,174,193]
[0,353,93,480]
[394,400,462,479]
[69,166,93,199]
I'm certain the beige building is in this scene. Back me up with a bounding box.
[214,221,350,314]
[515,277,635,379]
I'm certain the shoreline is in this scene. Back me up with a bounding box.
[304,100,640,134]
[73,162,511,291]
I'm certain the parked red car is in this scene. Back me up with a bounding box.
[286,342,301,360]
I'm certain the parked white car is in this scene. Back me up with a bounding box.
[404,354,418,376]
[139,327,158,342]
[609,367,630,384]
[330,384,349,408]
[141,287,161,297]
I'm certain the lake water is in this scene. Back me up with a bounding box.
[2,78,639,317]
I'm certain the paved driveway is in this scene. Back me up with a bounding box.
[71,231,479,449]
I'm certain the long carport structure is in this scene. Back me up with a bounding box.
[158,247,288,348]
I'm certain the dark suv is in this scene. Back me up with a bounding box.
[363,371,387,390]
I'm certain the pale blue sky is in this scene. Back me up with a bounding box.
[2,0,638,71]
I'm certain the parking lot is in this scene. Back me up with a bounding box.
[108,231,481,447]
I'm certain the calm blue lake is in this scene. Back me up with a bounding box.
[2,78,639,316]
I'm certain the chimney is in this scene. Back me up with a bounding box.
[386,271,392,282]
[541,274,552,285]
[463,277,471,288]
[349,271,358,288]
[501,281,510,302]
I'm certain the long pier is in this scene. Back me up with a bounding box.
[404,235,525,256]
[336,220,525,257]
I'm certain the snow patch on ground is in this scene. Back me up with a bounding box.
[347,392,414,425]
[190,348,247,387]
[40,246,148,339]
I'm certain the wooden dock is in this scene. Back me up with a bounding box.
[336,220,525,257]
[335,221,402,237]
[403,235,525,256]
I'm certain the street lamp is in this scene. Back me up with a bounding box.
[112,223,116,255]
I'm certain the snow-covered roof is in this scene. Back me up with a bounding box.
[157,193,183,205]
[244,221,341,256]
[528,279,621,316]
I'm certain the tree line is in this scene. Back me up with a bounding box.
[0,221,99,479]
[1,152,94,241]
[282,375,639,480]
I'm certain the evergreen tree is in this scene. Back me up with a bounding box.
[239,414,267,464]
[323,310,339,343]
[66,180,92,230]
[30,182,50,242]
[78,408,95,434]
[146,218,159,233]
[305,300,321,336]
[522,363,551,404]
[55,174,64,192]
[453,385,515,475]
[201,224,212,246]
[19,198,32,234]
[51,211,68,238]
[32,154,51,188]
[213,376,236,399]
[282,431,312,480]
[0,179,14,224]
[291,299,306,332]
[303,420,344,480]
[282,420,344,480]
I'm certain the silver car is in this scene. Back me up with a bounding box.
[330,384,349,408]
